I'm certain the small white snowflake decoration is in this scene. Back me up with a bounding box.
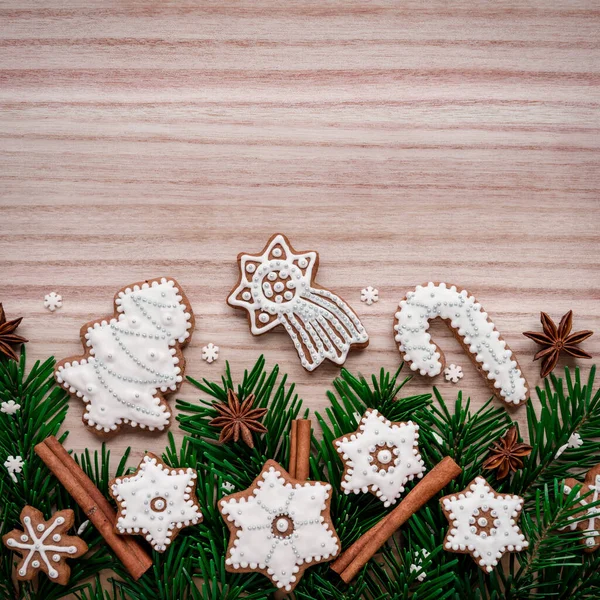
[409,548,430,582]
[563,464,600,551]
[44,292,62,312]
[444,364,463,383]
[334,408,426,507]
[441,477,528,572]
[202,343,219,364]
[109,453,203,552]
[221,481,235,494]
[219,460,340,592]
[556,432,584,458]
[4,455,24,483]
[1,400,21,414]
[360,286,379,306]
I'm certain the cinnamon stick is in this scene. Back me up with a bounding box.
[333,456,461,583]
[295,419,312,481]
[35,436,152,580]
[288,420,298,478]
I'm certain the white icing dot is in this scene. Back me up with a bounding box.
[259,313,270,323]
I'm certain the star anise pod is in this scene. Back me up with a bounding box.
[483,426,532,480]
[209,389,268,448]
[523,311,593,378]
[0,304,28,362]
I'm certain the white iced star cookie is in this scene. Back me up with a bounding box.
[563,464,600,552]
[55,277,194,436]
[219,459,340,592]
[2,507,88,585]
[109,453,202,552]
[394,282,529,406]
[440,477,528,572]
[227,234,369,372]
[334,408,425,507]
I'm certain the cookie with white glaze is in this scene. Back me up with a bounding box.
[334,408,426,507]
[393,282,529,406]
[109,453,202,552]
[219,459,340,592]
[55,277,194,436]
[2,507,88,585]
[227,234,368,372]
[440,476,528,572]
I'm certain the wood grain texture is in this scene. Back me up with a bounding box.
[1,0,599,499]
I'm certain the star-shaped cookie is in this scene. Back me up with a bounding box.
[109,453,202,552]
[2,507,88,585]
[227,234,368,371]
[440,477,528,572]
[219,459,340,592]
[334,408,425,507]
[563,464,600,551]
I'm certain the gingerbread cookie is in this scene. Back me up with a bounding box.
[3,507,87,585]
[334,408,425,507]
[55,277,194,435]
[227,234,368,371]
[393,282,529,406]
[563,464,600,552]
[219,459,340,592]
[109,453,202,552]
[440,477,528,572]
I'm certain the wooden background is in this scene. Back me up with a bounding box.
[1,1,599,472]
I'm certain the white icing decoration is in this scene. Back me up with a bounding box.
[44,292,62,312]
[563,473,600,549]
[4,455,24,483]
[360,286,379,305]
[219,462,340,592]
[409,548,430,582]
[444,364,463,383]
[55,278,192,433]
[6,512,83,580]
[442,477,528,572]
[556,432,584,459]
[110,454,202,552]
[334,408,425,507]
[228,234,368,371]
[202,342,219,364]
[1,400,21,414]
[394,282,528,405]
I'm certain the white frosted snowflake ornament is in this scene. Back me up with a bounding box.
[360,286,379,305]
[556,432,584,458]
[227,234,368,371]
[444,364,463,383]
[563,464,600,551]
[109,453,203,552]
[202,343,219,363]
[44,292,62,312]
[334,408,426,507]
[4,455,24,483]
[219,459,340,592]
[440,477,528,572]
[409,548,430,582]
[1,400,21,414]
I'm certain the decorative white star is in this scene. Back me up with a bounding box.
[202,342,219,363]
[227,234,368,371]
[334,408,425,507]
[441,477,528,572]
[563,464,600,551]
[4,455,24,483]
[444,364,463,383]
[219,460,340,592]
[360,286,379,305]
[110,454,202,552]
[44,292,62,312]
[1,400,21,414]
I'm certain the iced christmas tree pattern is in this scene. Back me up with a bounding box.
[55,278,194,435]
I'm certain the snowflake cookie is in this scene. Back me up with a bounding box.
[444,364,463,383]
[227,234,368,372]
[2,507,87,585]
[219,459,340,592]
[440,477,528,572]
[360,286,379,305]
[202,342,219,363]
[334,408,425,507]
[4,455,24,483]
[109,453,202,552]
[394,282,529,406]
[44,292,63,312]
[55,277,194,436]
[563,464,600,551]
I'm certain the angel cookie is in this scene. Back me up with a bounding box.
[55,277,194,435]
[227,234,368,371]
[219,459,340,592]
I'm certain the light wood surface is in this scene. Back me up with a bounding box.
[1,1,599,471]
